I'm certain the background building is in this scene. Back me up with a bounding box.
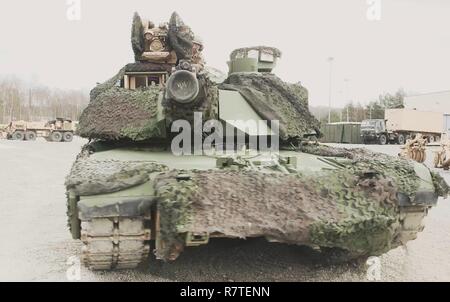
[404,91,450,114]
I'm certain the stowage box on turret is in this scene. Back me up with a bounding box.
[65,12,449,270]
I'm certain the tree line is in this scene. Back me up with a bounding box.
[0,76,89,124]
[317,89,406,124]
[0,74,405,126]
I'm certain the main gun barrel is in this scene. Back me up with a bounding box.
[165,69,199,104]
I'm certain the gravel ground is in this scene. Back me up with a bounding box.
[0,138,449,282]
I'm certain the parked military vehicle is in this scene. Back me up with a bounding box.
[361,109,443,145]
[0,124,7,139]
[3,118,74,142]
[65,12,449,270]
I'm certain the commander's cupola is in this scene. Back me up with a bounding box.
[228,46,281,75]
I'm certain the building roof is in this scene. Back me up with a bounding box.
[406,90,450,98]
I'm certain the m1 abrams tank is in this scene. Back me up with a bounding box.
[65,11,449,270]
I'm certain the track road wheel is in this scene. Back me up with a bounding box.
[80,217,151,270]
[11,131,25,140]
[379,134,387,145]
[63,132,73,142]
[25,131,37,141]
[50,131,62,142]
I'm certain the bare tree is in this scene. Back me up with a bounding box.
[0,76,89,124]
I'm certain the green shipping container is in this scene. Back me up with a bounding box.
[320,123,362,144]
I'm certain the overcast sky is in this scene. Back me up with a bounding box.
[0,0,449,107]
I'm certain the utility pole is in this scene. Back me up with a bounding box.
[28,88,32,121]
[327,57,334,124]
[344,78,350,122]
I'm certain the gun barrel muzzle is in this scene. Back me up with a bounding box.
[165,70,199,104]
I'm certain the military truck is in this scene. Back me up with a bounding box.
[65,12,449,270]
[4,118,74,142]
[361,109,443,145]
[0,124,7,139]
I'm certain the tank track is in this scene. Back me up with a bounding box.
[77,204,428,270]
[80,216,151,270]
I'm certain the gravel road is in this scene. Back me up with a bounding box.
[0,138,449,281]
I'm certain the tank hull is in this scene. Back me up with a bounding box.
[65,145,444,270]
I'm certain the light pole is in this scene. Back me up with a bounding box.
[327,57,334,124]
[344,78,350,122]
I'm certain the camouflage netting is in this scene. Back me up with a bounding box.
[89,67,126,101]
[220,73,321,141]
[154,170,341,260]
[152,147,427,260]
[288,81,309,108]
[430,171,450,198]
[153,170,398,260]
[77,67,164,141]
[295,143,357,158]
[78,65,219,141]
[168,12,194,61]
[298,144,422,198]
[65,148,168,196]
[306,157,408,255]
[203,66,227,84]
[131,12,145,61]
